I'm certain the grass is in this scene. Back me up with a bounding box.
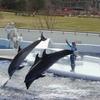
[0,12,100,33]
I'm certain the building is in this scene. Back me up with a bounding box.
[61,0,100,11]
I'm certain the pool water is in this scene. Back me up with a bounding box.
[0,60,11,68]
[0,59,100,100]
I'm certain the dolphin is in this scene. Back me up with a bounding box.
[24,49,73,89]
[2,33,47,87]
[3,33,46,87]
[8,33,46,78]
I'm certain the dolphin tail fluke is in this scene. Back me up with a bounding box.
[41,32,47,41]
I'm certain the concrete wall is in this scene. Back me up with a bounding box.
[17,29,100,45]
[0,28,100,45]
[84,55,100,64]
[0,49,17,55]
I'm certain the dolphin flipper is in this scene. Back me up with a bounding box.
[18,45,22,52]
[17,65,25,70]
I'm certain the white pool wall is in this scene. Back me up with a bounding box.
[83,55,100,64]
[0,38,100,54]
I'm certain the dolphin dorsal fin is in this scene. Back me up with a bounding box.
[28,54,41,72]
[33,54,41,65]
[42,49,48,59]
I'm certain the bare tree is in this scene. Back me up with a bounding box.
[33,1,57,31]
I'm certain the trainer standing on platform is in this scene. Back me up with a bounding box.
[65,39,77,72]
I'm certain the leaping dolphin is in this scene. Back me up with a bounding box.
[8,33,46,78]
[24,49,73,89]
[3,33,46,86]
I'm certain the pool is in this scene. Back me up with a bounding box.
[0,59,11,68]
[0,46,11,49]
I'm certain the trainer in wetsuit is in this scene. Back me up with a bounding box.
[65,39,77,72]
